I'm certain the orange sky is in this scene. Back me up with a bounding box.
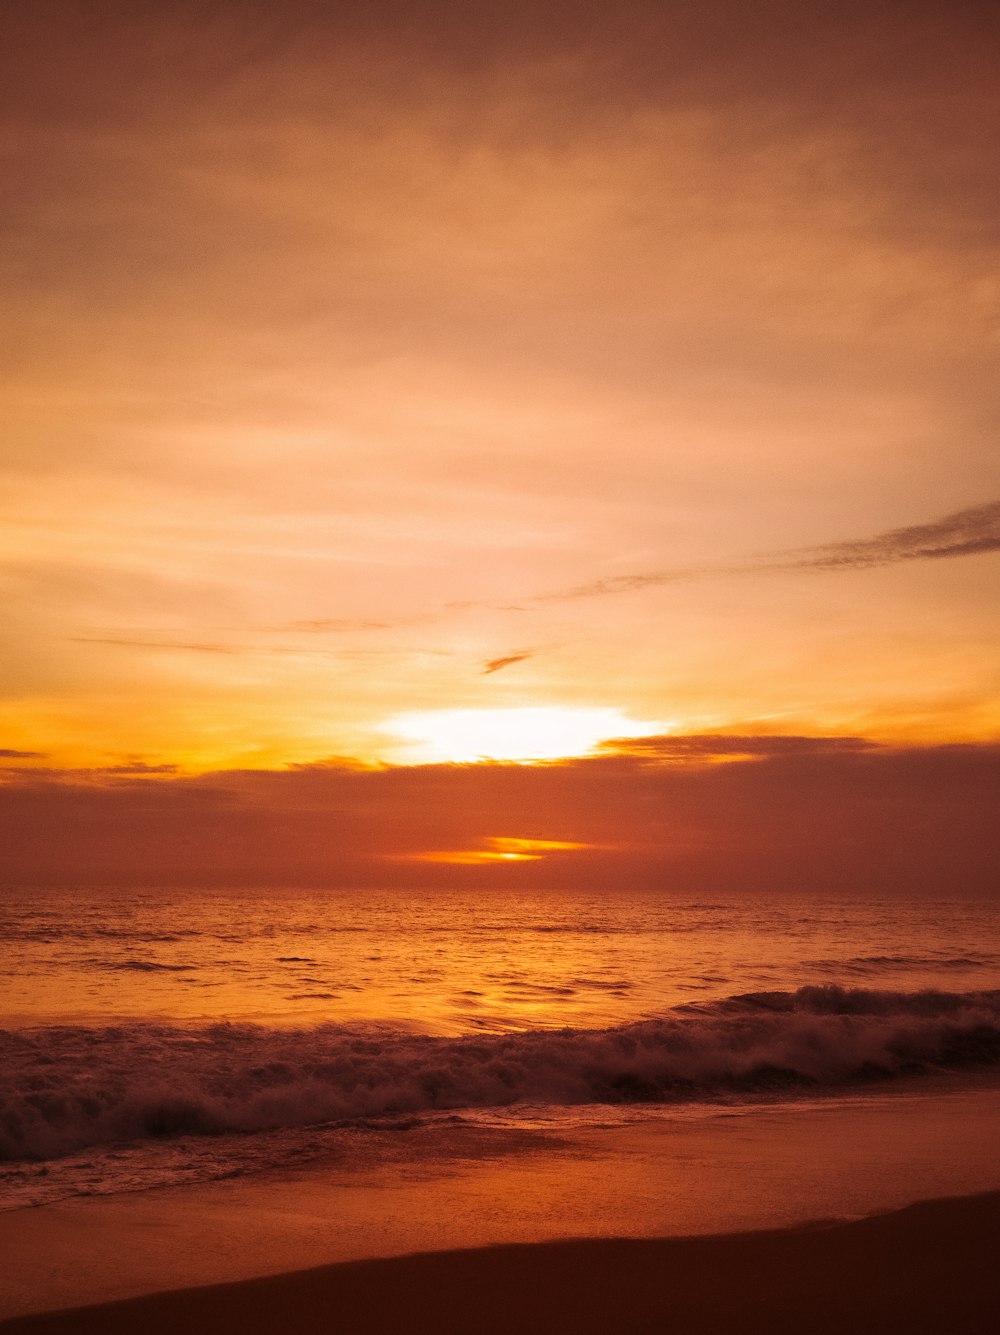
[2,1,999,851]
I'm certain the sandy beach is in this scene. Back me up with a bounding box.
[3,1083,999,1318]
[3,1190,998,1334]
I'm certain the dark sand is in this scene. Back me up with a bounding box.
[3,1191,998,1335]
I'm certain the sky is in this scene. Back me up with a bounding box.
[2,1,998,887]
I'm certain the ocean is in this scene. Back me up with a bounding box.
[2,887,999,1216]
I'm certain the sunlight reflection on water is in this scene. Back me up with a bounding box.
[2,888,997,1032]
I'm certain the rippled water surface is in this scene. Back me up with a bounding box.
[2,888,997,1032]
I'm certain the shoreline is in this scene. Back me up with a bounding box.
[3,1083,1000,1321]
[3,1190,998,1334]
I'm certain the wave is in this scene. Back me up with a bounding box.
[804,952,997,972]
[2,986,999,1163]
[104,960,199,972]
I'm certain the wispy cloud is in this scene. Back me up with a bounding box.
[783,501,1000,571]
[72,637,242,655]
[70,635,450,663]
[0,748,46,759]
[93,762,180,775]
[536,501,1000,605]
[280,618,394,633]
[482,652,532,675]
[600,733,880,759]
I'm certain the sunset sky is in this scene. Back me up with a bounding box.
[2,1,998,887]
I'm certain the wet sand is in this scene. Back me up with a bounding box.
[3,1085,1000,1325]
[3,1191,998,1334]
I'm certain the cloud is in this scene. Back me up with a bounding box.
[281,619,394,633]
[404,835,590,864]
[784,500,1000,571]
[71,637,241,655]
[93,762,180,775]
[69,635,448,664]
[600,734,880,759]
[482,652,532,675]
[537,569,715,602]
[536,500,1000,605]
[2,738,998,895]
[0,762,180,782]
[0,748,45,758]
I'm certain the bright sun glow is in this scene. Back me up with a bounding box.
[385,706,667,763]
[408,836,591,865]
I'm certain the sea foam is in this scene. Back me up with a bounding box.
[2,986,999,1162]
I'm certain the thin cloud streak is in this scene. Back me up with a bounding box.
[482,652,532,675]
[281,618,394,633]
[72,637,242,655]
[785,500,1000,571]
[70,636,452,662]
[534,500,1000,605]
[599,734,880,758]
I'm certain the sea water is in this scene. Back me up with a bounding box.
[2,888,998,1209]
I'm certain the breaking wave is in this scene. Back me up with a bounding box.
[3,986,999,1163]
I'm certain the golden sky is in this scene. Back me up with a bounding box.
[2,0,999,780]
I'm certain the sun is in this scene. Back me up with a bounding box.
[384,706,665,764]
